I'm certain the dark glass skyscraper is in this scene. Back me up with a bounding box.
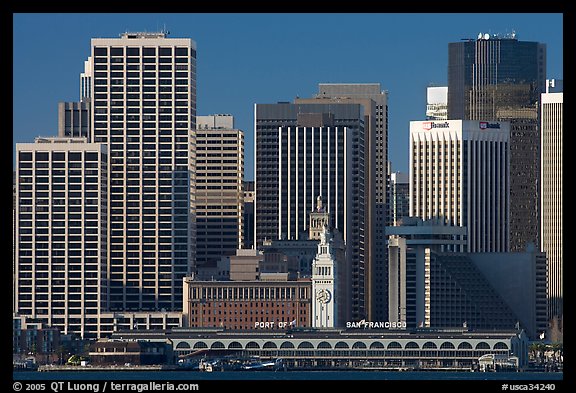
[448,35,546,252]
[255,102,366,321]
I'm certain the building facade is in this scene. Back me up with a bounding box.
[114,328,530,370]
[243,180,255,249]
[426,86,448,120]
[387,171,409,226]
[58,102,91,138]
[80,57,93,102]
[540,81,563,323]
[448,34,546,252]
[182,278,312,330]
[296,83,388,321]
[409,120,510,252]
[89,32,196,312]
[255,102,366,322]
[195,114,244,268]
[386,218,467,328]
[15,138,107,339]
[386,218,545,339]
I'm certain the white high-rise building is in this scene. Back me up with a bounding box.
[80,57,93,102]
[410,120,510,252]
[89,32,196,312]
[540,80,563,322]
[15,137,107,339]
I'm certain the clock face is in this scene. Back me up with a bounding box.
[316,289,332,304]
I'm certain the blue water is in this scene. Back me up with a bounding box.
[13,371,563,381]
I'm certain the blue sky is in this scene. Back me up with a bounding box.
[13,13,563,178]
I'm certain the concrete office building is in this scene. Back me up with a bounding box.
[426,86,448,120]
[195,114,244,268]
[229,249,263,281]
[540,80,563,323]
[409,120,510,252]
[15,137,107,339]
[255,102,366,322]
[387,218,467,328]
[386,218,545,339]
[387,171,409,226]
[465,245,548,340]
[296,83,388,321]
[89,32,196,312]
[243,181,255,249]
[448,34,546,252]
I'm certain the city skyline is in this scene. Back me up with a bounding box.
[13,13,563,177]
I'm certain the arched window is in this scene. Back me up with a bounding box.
[297,341,314,349]
[405,341,420,349]
[317,341,332,349]
[227,341,242,349]
[422,342,438,349]
[387,341,402,349]
[246,341,260,349]
[193,342,208,349]
[475,342,490,350]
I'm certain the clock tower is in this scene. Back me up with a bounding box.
[309,195,329,240]
[312,225,337,328]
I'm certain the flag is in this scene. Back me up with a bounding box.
[539,332,545,340]
[290,319,296,327]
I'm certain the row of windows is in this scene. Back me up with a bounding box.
[94,47,191,56]
[19,152,103,162]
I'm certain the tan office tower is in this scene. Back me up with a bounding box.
[540,80,563,324]
[195,114,244,268]
[89,32,196,312]
[410,120,510,253]
[296,83,388,320]
[15,138,107,339]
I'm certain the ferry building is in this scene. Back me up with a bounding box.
[108,327,528,370]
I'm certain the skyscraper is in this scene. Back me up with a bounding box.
[80,57,93,102]
[255,102,366,321]
[58,102,91,138]
[296,83,388,321]
[243,180,255,249]
[387,171,409,226]
[195,114,244,268]
[540,80,563,323]
[448,34,546,252]
[15,137,108,338]
[410,120,510,252]
[89,32,196,312]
